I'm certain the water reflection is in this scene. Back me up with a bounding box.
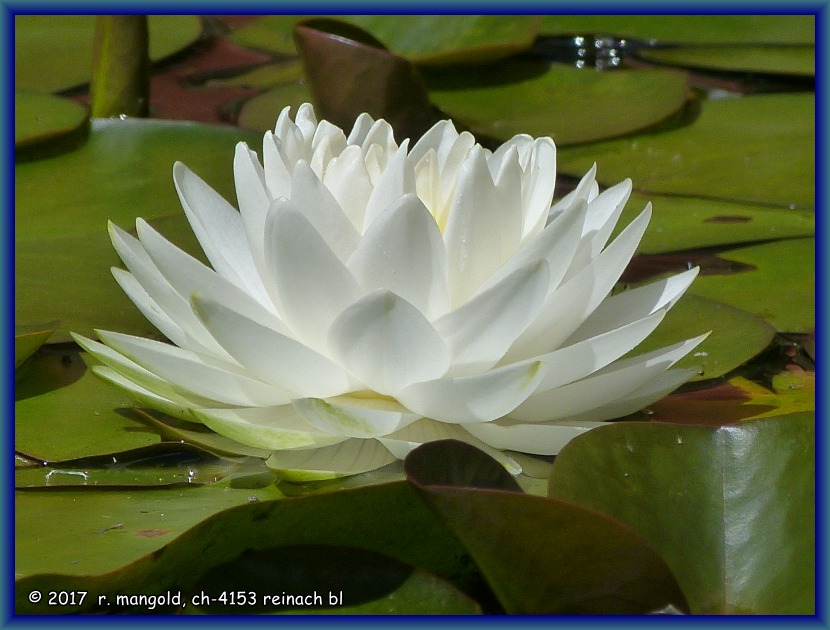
[533,34,652,70]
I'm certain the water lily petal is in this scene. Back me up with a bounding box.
[505,204,652,360]
[362,138,413,229]
[290,160,360,262]
[262,130,293,200]
[347,193,449,318]
[90,365,201,422]
[549,163,597,220]
[527,309,668,392]
[74,332,217,412]
[444,145,523,306]
[565,267,700,345]
[328,290,451,395]
[510,334,707,422]
[477,198,588,301]
[396,361,546,424]
[435,260,550,375]
[379,418,521,475]
[563,179,633,282]
[135,218,289,336]
[265,439,396,482]
[172,161,269,304]
[234,142,271,274]
[322,144,373,232]
[96,330,293,407]
[464,419,606,456]
[110,267,187,349]
[109,221,223,355]
[191,293,354,398]
[520,137,557,240]
[192,405,345,451]
[551,366,701,423]
[293,396,421,439]
[263,199,362,350]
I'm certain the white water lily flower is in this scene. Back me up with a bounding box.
[74,103,706,479]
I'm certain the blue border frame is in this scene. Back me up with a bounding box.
[5,2,827,628]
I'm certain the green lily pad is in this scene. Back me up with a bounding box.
[426,58,689,146]
[15,482,284,583]
[614,191,815,255]
[540,15,814,45]
[638,46,815,77]
[14,92,89,158]
[14,443,270,489]
[15,482,479,614]
[15,118,262,342]
[688,238,814,333]
[629,294,776,381]
[727,370,815,420]
[204,59,305,89]
[16,349,159,462]
[14,322,57,371]
[405,440,688,614]
[229,15,541,64]
[190,545,480,614]
[548,415,815,614]
[15,15,203,94]
[237,81,314,132]
[558,93,815,209]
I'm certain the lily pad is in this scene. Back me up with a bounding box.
[15,15,203,94]
[548,415,815,614]
[189,545,480,614]
[15,118,262,341]
[14,443,269,489]
[687,238,814,333]
[426,58,690,146]
[558,93,815,209]
[229,15,541,64]
[15,349,159,462]
[638,46,815,77]
[728,370,815,420]
[14,322,57,371]
[615,191,814,255]
[405,440,688,614]
[237,81,314,132]
[628,294,776,381]
[540,15,814,45]
[15,482,479,613]
[15,482,284,583]
[14,92,89,158]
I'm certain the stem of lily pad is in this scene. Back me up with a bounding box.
[90,16,150,118]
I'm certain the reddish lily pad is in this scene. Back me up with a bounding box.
[405,440,689,614]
